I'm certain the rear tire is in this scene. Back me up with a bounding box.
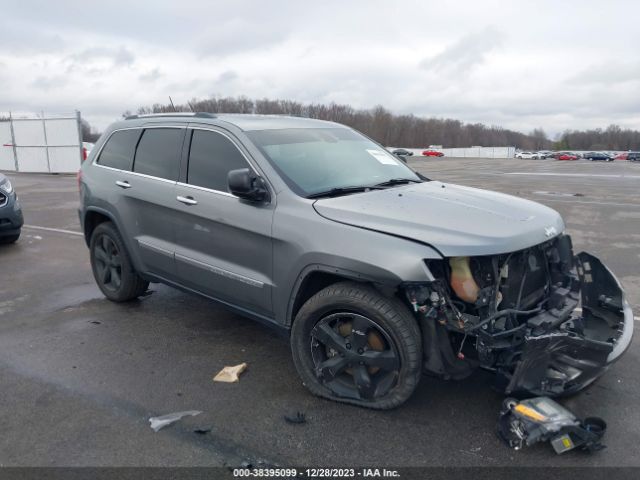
[291,281,422,409]
[90,222,149,302]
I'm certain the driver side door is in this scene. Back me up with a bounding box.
[173,127,275,318]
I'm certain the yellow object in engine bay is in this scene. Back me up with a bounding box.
[449,256,480,303]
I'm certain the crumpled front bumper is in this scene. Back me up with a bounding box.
[504,252,634,396]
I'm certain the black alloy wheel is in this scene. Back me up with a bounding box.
[290,281,422,409]
[310,312,400,401]
[93,233,122,293]
[89,221,149,302]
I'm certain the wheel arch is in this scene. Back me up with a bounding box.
[286,264,400,328]
[83,207,115,246]
[82,206,144,274]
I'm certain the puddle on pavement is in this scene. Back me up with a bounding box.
[46,283,105,313]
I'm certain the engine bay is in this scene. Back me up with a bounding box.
[404,234,630,396]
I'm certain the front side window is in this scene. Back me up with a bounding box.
[133,128,183,180]
[187,129,250,192]
[246,128,420,197]
[96,129,140,171]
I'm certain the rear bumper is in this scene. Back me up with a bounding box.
[504,252,633,396]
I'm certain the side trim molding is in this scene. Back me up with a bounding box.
[175,253,264,288]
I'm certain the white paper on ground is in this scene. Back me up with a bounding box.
[149,410,202,432]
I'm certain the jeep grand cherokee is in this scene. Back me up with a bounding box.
[78,113,633,409]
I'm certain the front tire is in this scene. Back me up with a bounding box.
[90,222,149,302]
[0,231,20,244]
[291,282,422,409]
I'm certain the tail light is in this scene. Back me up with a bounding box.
[82,147,88,161]
[77,169,82,193]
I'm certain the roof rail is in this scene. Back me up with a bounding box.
[124,112,216,120]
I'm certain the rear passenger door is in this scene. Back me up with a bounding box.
[114,126,185,280]
[173,127,274,317]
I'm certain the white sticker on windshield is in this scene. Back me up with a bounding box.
[366,149,399,165]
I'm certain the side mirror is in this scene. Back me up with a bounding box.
[228,168,269,202]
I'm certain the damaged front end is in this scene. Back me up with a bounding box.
[404,234,634,396]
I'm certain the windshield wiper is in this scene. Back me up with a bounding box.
[306,185,383,199]
[373,178,422,188]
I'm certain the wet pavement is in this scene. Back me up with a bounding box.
[0,158,638,466]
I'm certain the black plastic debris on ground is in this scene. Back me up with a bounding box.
[284,411,306,424]
[193,426,212,435]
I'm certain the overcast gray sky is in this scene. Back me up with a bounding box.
[1,0,638,136]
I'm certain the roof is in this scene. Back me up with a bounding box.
[119,113,344,132]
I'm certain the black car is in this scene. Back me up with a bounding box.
[627,151,640,162]
[585,152,613,162]
[391,148,413,162]
[0,173,23,244]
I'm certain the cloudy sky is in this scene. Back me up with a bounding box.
[1,0,638,136]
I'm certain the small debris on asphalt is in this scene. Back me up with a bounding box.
[89,321,101,325]
[533,191,585,198]
[193,426,212,435]
[149,410,202,432]
[213,363,248,383]
[284,411,306,424]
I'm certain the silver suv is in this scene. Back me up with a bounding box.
[79,113,633,409]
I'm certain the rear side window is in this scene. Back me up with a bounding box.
[133,128,183,180]
[187,130,250,192]
[96,129,140,171]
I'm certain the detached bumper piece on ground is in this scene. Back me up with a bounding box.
[497,397,606,454]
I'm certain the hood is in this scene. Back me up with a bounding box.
[313,181,565,257]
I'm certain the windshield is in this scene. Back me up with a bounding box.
[246,127,421,197]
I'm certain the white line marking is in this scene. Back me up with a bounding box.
[23,225,83,237]
[504,172,640,179]
[574,307,639,322]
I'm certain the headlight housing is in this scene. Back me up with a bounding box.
[0,178,13,194]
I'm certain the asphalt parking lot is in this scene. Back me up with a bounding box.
[1,157,639,467]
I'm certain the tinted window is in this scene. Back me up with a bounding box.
[133,128,183,180]
[96,129,140,171]
[187,130,249,191]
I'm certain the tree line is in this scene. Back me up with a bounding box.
[555,124,640,151]
[120,96,639,150]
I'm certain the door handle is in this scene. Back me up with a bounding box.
[115,180,131,189]
[177,195,198,206]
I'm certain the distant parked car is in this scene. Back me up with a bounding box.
[536,150,553,158]
[584,152,613,162]
[391,148,413,157]
[515,151,544,159]
[422,150,444,157]
[557,153,578,161]
[627,152,640,162]
[391,148,413,163]
[0,173,23,244]
[614,152,628,160]
[82,142,95,162]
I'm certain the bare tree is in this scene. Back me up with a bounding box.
[126,96,640,150]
